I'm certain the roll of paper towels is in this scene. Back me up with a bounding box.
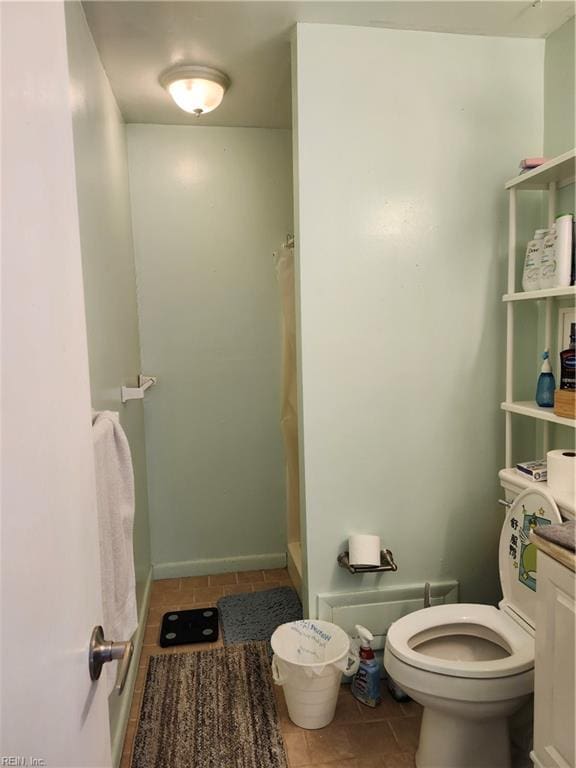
[348,534,381,567]
[547,449,576,499]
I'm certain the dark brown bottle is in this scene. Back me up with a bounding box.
[559,322,576,390]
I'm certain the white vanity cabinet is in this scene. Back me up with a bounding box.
[530,541,576,768]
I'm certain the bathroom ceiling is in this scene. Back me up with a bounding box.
[83,1,574,129]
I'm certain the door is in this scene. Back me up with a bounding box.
[1,2,112,766]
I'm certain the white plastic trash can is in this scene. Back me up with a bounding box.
[271,620,358,730]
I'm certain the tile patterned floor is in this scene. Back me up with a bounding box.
[120,569,421,768]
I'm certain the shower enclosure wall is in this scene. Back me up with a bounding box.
[275,237,302,591]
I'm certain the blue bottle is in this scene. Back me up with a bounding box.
[535,350,555,408]
[351,625,382,707]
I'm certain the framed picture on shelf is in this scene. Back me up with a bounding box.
[558,306,576,353]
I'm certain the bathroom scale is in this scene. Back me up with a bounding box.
[159,608,219,647]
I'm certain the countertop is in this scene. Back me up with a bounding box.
[531,531,576,572]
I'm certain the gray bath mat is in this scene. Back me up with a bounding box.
[132,642,287,768]
[217,586,302,645]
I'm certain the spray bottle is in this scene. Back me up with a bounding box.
[535,350,555,408]
[351,625,382,707]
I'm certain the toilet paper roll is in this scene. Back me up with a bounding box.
[547,449,576,499]
[348,534,381,567]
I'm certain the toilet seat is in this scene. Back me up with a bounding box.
[383,487,562,767]
[387,488,562,684]
[386,603,534,679]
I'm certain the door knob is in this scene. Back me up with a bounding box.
[89,625,134,695]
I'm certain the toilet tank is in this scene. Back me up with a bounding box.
[499,468,574,521]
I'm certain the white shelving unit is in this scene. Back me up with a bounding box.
[505,149,575,191]
[501,400,575,428]
[503,286,576,302]
[502,149,576,469]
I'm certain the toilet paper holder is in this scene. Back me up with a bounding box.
[337,549,397,574]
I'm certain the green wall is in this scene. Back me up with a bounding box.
[126,125,293,577]
[544,16,575,158]
[544,16,575,451]
[64,2,151,758]
[292,23,545,615]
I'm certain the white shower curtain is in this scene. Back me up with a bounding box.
[274,244,300,547]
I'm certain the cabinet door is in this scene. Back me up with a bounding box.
[532,553,575,768]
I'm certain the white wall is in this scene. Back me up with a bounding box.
[127,126,293,576]
[65,1,150,597]
[292,23,544,615]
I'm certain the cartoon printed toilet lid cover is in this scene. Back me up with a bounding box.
[499,486,562,628]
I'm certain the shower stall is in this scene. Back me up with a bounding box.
[275,236,302,592]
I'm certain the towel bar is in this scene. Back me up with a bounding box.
[121,374,157,404]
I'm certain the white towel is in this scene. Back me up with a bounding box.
[92,411,138,693]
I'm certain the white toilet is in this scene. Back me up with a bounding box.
[384,487,563,768]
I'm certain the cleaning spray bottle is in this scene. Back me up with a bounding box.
[351,625,382,707]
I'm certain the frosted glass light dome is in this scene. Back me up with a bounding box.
[160,65,230,116]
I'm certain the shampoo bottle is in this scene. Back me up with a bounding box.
[535,350,555,408]
[540,226,558,289]
[554,214,574,287]
[351,625,382,708]
[522,229,547,291]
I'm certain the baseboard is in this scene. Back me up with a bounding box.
[152,552,287,580]
[110,567,153,768]
[317,579,459,650]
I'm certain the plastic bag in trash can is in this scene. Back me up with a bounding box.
[271,620,359,680]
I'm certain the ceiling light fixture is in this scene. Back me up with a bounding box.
[159,65,230,117]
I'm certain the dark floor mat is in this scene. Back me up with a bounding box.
[217,586,302,645]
